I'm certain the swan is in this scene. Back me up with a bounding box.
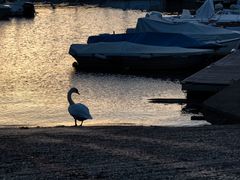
[67,87,92,126]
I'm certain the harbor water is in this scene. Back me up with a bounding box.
[0,6,209,127]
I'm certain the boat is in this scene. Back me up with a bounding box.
[196,0,240,27]
[161,0,240,27]
[134,17,240,56]
[211,9,240,27]
[0,4,11,19]
[1,0,35,18]
[69,41,214,72]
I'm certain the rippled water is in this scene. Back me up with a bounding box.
[0,6,209,127]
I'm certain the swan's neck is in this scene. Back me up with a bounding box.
[67,91,75,105]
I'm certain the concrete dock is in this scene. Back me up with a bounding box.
[182,50,240,93]
[182,50,240,124]
[203,80,240,124]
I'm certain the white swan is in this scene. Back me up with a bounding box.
[67,87,92,126]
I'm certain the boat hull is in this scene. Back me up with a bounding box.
[71,54,214,72]
[69,42,216,72]
[216,38,240,56]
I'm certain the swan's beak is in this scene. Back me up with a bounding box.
[76,91,80,95]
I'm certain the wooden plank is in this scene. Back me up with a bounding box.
[148,98,187,104]
[182,51,240,91]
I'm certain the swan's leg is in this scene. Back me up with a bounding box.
[74,118,77,126]
[80,121,83,126]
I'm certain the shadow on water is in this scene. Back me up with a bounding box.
[72,66,198,81]
[157,97,233,125]
[148,92,209,123]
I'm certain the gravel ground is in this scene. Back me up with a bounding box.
[0,125,240,179]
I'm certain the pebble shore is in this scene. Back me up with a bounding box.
[0,125,240,179]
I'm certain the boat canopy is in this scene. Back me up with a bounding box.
[135,17,240,41]
[69,42,213,57]
[87,32,221,49]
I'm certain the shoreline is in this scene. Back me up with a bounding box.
[0,123,210,129]
[1,125,240,179]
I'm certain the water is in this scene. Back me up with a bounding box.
[0,6,209,127]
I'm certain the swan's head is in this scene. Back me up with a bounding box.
[69,87,80,95]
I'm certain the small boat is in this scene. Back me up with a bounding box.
[0,4,11,19]
[196,0,240,27]
[134,17,240,56]
[150,0,240,27]
[1,1,35,18]
[211,10,240,27]
[69,42,214,72]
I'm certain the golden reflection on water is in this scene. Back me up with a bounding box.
[0,6,208,127]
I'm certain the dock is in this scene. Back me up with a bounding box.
[182,50,240,124]
[203,80,240,124]
[182,50,240,93]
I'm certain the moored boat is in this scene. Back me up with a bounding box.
[148,0,240,28]
[69,42,214,72]
[1,1,35,19]
[0,4,11,19]
[134,17,240,56]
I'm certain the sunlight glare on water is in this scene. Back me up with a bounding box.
[0,6,209,127]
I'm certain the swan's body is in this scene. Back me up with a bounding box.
[68,87,92,126]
